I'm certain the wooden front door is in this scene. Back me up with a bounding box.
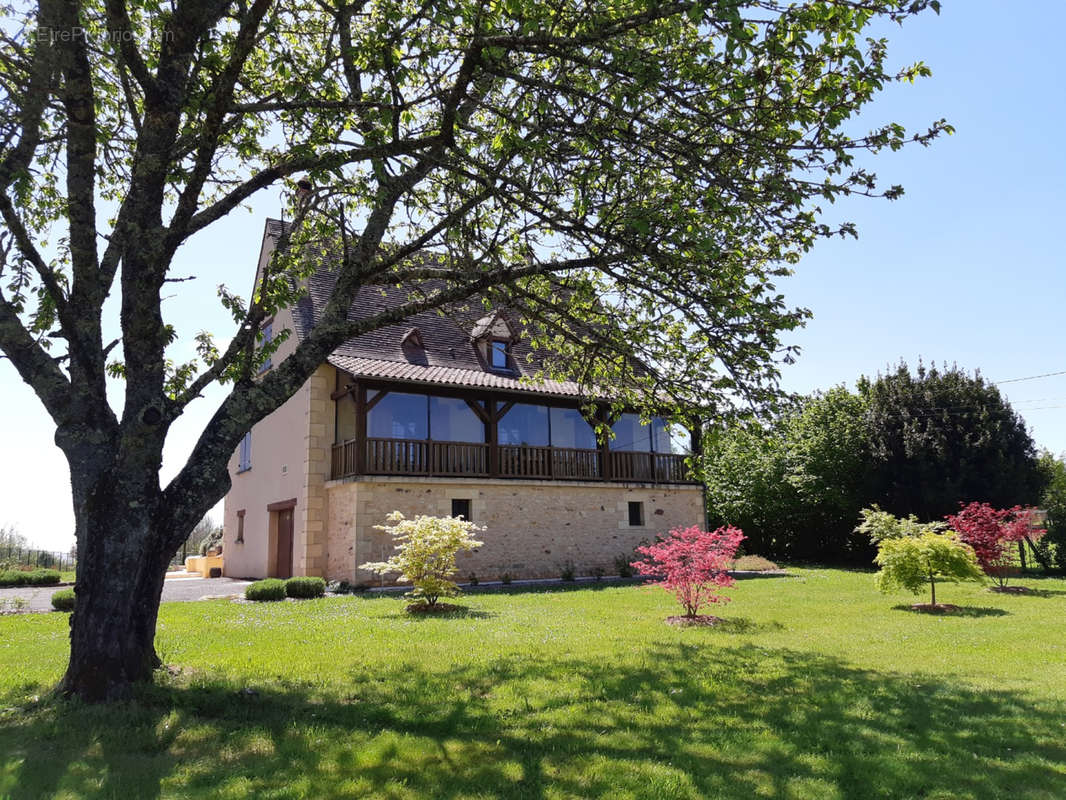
[275,508,294,578]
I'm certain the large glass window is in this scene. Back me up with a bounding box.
[336,395,358,442]
[367,392,428,439]
[550,407,597,450]
[430,397,485,442]
[498,403,549,446]
[609,413,651,451]
[651,417,674,454]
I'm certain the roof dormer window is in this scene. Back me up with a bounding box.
[490,339,510,371]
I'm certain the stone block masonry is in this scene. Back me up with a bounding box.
[325,476,704,584]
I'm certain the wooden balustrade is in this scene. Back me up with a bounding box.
[330,437,694,483]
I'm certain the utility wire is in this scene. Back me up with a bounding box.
[995,370,1066,385]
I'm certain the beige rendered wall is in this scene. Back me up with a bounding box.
[222,301,314,578]
[324,476,704,584]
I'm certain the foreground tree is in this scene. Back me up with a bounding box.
[0,0,948,698]
[874,531,984,610]
[631,524,745,620]
[854,505,944,544]
[946,502,1043,589]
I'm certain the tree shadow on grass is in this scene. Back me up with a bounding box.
[382,605,497,620]
[1012,588,1066,598]
[890,604,1010,618]
[2,644,1065,799]
[659,615,785,635]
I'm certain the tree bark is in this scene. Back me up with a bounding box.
[57,447,175,701]
[61,544,169,701]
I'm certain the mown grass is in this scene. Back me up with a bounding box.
[1,567,1065,799]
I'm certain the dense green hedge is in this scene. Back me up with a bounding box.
[705,364,1046,565]
[285,576,325,598]
[0,569,61,587]
[245,578,287,602]
[51,588,75,611]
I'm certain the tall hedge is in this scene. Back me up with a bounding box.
[705,363,1044,564]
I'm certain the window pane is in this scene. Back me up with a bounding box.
[651,417,674,453]
[609,413,651,451]
[367,392,428,439]
[490,341,508,368]
[336,396,357,442]
[430,397,485,442]
[550,407,597,449]
[498,403,549,446]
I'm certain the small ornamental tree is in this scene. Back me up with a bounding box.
[946,503,1045,588]
[361,512,484,609]
[631,525,745,619]
[875,532,984,609]
[855,505,944,545]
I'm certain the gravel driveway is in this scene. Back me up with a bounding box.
[0,577,253,614]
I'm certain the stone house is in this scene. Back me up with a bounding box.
[222,220,705,583]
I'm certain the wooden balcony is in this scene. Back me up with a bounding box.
[331,437,697,483]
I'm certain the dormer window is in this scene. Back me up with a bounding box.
[472,309,519,372]
[490,339,510,370]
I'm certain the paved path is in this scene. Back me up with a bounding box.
[0,577,252,614]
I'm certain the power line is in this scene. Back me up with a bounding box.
[995,370,1066,385]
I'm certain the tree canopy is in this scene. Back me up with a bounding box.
[705,363,1044,563]
[859,362,1043,521]
[0,0,947,699]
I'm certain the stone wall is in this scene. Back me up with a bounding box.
[298,364,334,577]
[324,476,705,584]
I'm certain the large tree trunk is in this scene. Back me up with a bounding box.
[58,440,179,701]
[61,539,170,701]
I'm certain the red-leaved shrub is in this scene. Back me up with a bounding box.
[631,525,745,617]
[946,503,1044,587]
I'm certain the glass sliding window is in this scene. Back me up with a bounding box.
[549,407,597,450]
[609,413,651,451]
[335,395,358,442]
[497,403,549,446]
[651,417,674,453]
[367,392,428,440]
[429,396,485,442]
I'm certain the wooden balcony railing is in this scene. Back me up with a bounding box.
[331,437,696,483]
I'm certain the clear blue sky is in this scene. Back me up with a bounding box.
[2,1,1064,551]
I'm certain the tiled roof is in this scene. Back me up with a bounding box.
[270,220,591,398]
[327,355,586,398]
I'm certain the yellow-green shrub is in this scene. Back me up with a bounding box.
[360,512,483,607]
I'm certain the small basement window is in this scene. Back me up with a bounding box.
[628,501,645,527]
[451,498,472,520]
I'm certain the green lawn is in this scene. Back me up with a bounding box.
[1,568,1065,799]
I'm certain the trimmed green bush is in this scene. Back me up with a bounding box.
[27,569,60,586]
[285,576,325,599]
[0,569,61,587]
[51,588,75,611]
[245,578,287,602]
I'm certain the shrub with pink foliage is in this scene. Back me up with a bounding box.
[946,503,1045,588]
[631,525,746,618]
